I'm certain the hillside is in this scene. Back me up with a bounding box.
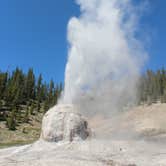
[0,103,166,165]
[0,67,62,148]
[89,102,166,141]
[0,111,43,148]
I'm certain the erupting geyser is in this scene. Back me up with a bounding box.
[41,0,148,142]
[59,0,147,116]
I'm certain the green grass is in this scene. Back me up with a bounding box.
[0,140,36,149]
[0,111,43,149]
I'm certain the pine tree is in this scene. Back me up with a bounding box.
[155,70,161,101]
[53,85,59,105]
[6,108,17,130]
[29,102,35,115]
[36,100,41,112]
[0,100,3,121]
[40,83,47,101]
[44,99,49,113]
[48,80,54,107]
[25,68,35,100]
[36,74,42,102]
[0,100,2,108]
[0,72,8,100]
[5,68,25,106]
[161,68,166,102]
[24,107,29,123]
[0,67,64,129]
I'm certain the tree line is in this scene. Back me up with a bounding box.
[139,68,166,104]
[0,67,62,130]
[1,67,166,130]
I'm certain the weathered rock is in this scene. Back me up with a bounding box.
[40,104,90,142]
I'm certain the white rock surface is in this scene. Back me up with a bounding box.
[40,105,90,142]
[1,104,166,166]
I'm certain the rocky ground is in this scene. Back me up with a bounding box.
[0,103,166,166]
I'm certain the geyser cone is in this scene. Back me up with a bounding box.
[41,104,90,142]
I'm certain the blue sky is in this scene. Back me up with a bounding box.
[0,0,165,83]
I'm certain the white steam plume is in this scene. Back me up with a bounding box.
[59,0,148,116]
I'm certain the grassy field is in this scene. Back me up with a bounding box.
[0,112,43,149]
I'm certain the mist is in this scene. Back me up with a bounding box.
[59,0,148,117]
